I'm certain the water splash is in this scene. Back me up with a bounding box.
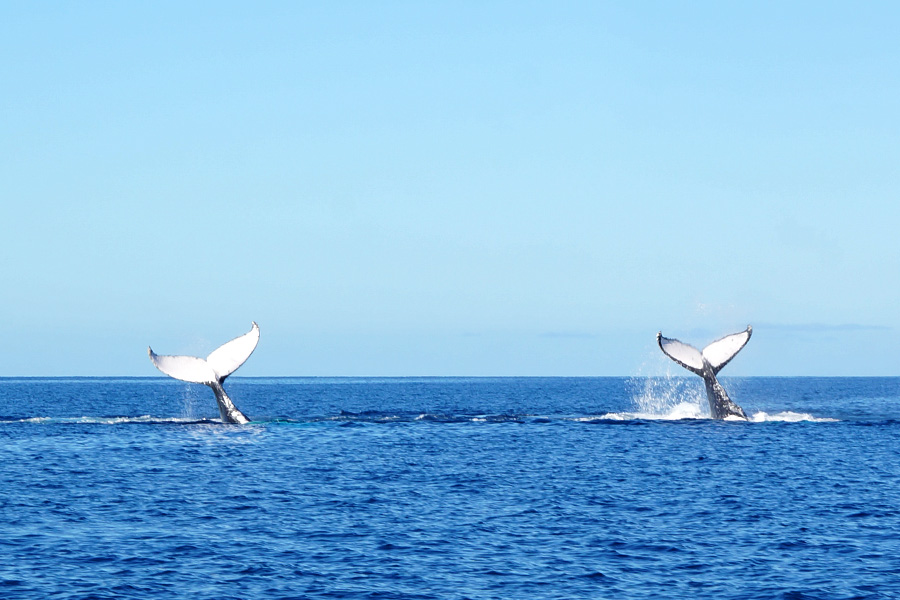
[611,375,838,422]
[180,384,202,420]
[567,373,708,421]
[621,374,707,419]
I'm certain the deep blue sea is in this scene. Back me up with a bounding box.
[2,377,899,600]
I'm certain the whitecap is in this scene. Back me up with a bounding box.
[575,402,705,421]
[749,411,838,423]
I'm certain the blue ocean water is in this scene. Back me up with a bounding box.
[1,377,899,600]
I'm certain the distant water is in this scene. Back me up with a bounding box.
[2,377,899,599]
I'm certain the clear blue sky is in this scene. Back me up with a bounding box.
[2,2,898,376]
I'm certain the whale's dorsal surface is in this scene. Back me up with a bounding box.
[657,326,752,420]
[148,322,258,424]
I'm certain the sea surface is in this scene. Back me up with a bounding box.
[1,376,899,600]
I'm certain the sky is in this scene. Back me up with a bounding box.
[1,2,899,377]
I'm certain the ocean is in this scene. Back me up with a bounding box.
[1,377,898,599]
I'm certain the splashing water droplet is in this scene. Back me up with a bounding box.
[627,374,707,419]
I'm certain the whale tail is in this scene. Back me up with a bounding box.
[657,326,752,420]
[148,322,260,384]
[657,326,752,375]
[148,322,258,424]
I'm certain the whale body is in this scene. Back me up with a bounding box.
[656,326,752,420]
[148,322,259,424]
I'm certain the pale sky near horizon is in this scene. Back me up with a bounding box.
[2,2,899,377]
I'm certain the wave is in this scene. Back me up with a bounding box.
[577,401,704,421]
[748,411,838,423]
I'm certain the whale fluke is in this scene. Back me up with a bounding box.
[657,326,752,420]
[148,322,259,424]
[700,328,752,374]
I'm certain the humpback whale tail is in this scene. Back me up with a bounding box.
[148,322,259,424]
[657,326,752,420]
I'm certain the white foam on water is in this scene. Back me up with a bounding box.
[749,411,838,423]
[582,401,705,421]
[89,415,203,424]
[581,407,837,423]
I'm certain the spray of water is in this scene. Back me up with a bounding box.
[583,373,708,420]
[180,384,201,420]
[630,374,706,416]
[621,373,836,422]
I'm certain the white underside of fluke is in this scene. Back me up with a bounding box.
[148,322,260,384]
[657,337,705,373]
[657,326,752,375]
[701,328,752,372]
